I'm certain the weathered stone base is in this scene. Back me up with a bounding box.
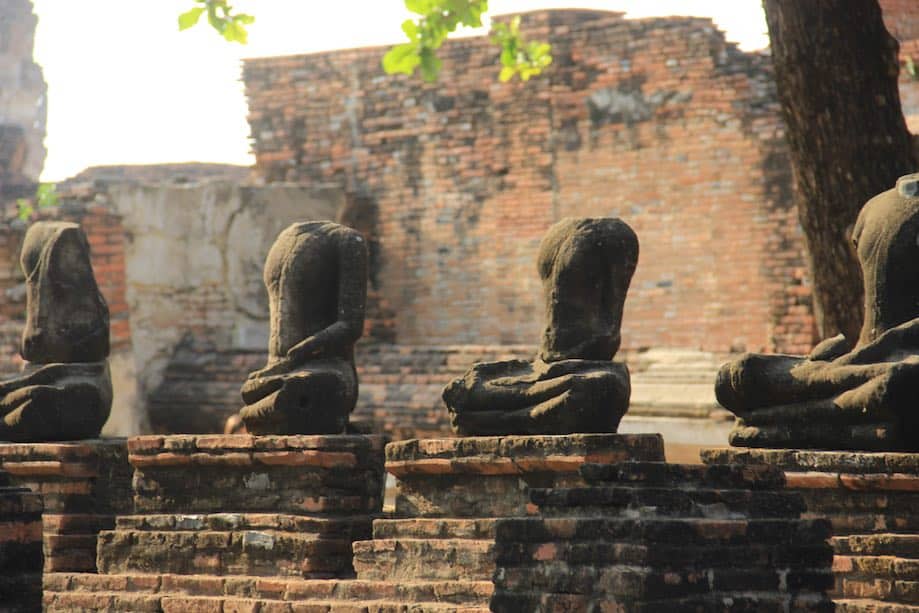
[0,438,131,572]
[703,447,919,612]
[43,434,390,610]
[386,434,666,517]
[44,572,492,612]
[492,460,835,611]
[344,434,666,610]
[0,470,43,612]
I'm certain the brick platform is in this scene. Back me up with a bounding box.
[347,434,667,610]
[491,461,835,611]
[703,448,919,612]
[0,470,43,612]
[0,438,131,573]
[44,434,393,611]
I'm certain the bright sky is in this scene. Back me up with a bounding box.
[31,1,768,182]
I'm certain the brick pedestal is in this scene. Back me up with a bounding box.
[0,470,43,612]
[45,433,390,612]
[349,434,667,609]
[703,447,919,612]
[0,439,131,573]
[492,460,835,611]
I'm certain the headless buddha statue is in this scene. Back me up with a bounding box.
[443,217,639,435]
[239,221,368,435]
[0,222,112,442]
[716,174,919,451]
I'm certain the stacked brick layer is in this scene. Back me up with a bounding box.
[0,438,131,572]
[491,461,835,611]
[0,469,43,612]
[703,447,919,612]
[44,434,390,611]
[347,434,667,611]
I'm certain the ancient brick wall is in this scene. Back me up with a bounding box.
[0,0,46,182]
[881,0,919,43]
[244,10,816,356]
[884,0,919,133]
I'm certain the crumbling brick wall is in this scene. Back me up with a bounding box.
[0,0,46,182]
[244,10,816,356]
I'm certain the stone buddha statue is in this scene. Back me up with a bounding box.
[716,174,919,451]
[443,217,638,435]
[0,222,112,442]
[239,221,368,435]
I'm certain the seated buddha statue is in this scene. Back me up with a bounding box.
[0,222,112,442]
[716,174,919,451]
[239,221,368,435]
[443,217,639,436]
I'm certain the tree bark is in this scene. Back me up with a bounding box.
[763,0,916,342]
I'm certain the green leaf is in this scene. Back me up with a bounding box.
[419,49,442,82]
[178,6,205,30]
[16,198,32,221]
[223,19,247,43]
[499,66,515,82]
[405,0,434,15]
[401,19,419,41]
[36,183,58,208]
[383,43,421,75]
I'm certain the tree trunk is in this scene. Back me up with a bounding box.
[763,0,916,342]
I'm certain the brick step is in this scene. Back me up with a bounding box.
[45,512,115,534]
[495,517,833,548]
[0,573,43,612]
[98,529,356,578]
[834,535,919,557]
[491,591,833,613]
[496,562,835,597]
[496,540,832,569]
[839,578,919,605]
[836,556,919,581]
[810,512,919,536]
[579,461,784,490]
[372,518,497,540]
[44,592,490,613]
[46,573,493,610]
[115,513,371,539]
[353,539,495,581]
[530,485,805,518]
[835,599,919,612]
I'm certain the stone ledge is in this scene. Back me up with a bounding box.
[386,433,664,476]
[702,447,919,475]
[128,434,387,455]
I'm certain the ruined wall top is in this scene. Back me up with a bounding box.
[0,0,46,183]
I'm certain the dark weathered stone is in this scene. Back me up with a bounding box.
[491,459,835,612]
[716,174,919,451]
[0,439,131,572]
[239,221,368,435]
[704,447,919,610]
[443,218,638,435]
[0,472,43,612]
[0,222,111,442]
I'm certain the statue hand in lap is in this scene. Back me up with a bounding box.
[716,174,919,451]
[443,218,639,436]
[238,222,367,435]
[0,222,112,442]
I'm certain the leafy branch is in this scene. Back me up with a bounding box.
[17,183,59,221]
[906,55,918,81]
[382,0,552,82]
[179,0,254,44]
[491,16,552,82]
